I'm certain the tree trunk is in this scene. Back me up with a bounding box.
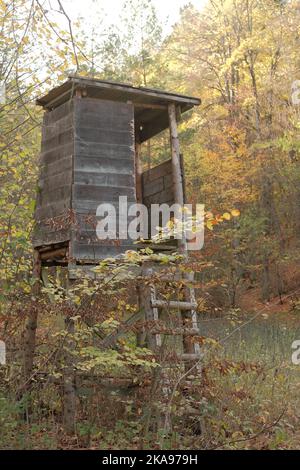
[24,249,41,380]
[63,316,76,434]
[63,278,76,434]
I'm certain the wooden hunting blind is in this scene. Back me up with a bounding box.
[33,76,200,267]
[26,78,202,427]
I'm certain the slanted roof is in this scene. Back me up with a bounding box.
[36,75,201,142]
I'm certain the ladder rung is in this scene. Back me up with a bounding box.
[151,300,197,310]
[152,328,200,336]
[151,274,198,284]
[178,353,202,361]
[155,274,185,282]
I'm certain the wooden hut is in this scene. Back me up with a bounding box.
[33,75,200,268]
[25,77,202,433]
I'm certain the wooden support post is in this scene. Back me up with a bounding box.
[182,271,202,375]
[75,87,87,98]
[168,103,187,254]
[135,139,143,204]
[168,105,201,372]
[136,285,147,348]
[63,317,76,434]
[138,263,167,434]
[138,263,159,352]
[63,278,76,435]
[135,137,145,348]
[24,249,41,381]
[180,154,186,205]
[151,299,197,310]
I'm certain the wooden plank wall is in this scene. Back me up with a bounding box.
[141,159,174,240]
[33,100,74,247]
[71,98,137,260]
[142,159,174,205]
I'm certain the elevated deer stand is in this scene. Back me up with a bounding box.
[25,76,201,433]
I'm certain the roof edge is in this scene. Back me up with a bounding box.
[36,76,201,109]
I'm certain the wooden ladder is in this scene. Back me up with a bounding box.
[139,264,202,374]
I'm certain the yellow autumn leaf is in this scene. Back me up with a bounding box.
[206,220,214,230]
[223,212,231,220]
[231,209,241,217]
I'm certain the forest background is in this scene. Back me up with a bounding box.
[1,0,300,450]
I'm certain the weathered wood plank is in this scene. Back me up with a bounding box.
[40,143,74,166]
[72,200,135,213]
[143,188,174,206]
[37,185,72,206]
[39,156,73,178]
[75,104,134,130]
[74,141,134,159]
[74,156,134,175]
[42,114,73,141]
[142,159,172,182]
[33,223,71,247]
[76,116,134,133]
[39,170,73,191]
[142,177,164,198]
[42,128,74,152]
[74,171,134,188]
[33,230,70,248]
[43,100,73,125]
[163,173,173,190]
[34,222,71,236]
[73,184,135,202]
[35,199,71,221]
[72,230,137,244]
[74,97,134,126]
[75,127,133,147]
[151,300,197,310]
[74,99,134,165]
[74,98,134,148]
[71,242,135,260]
